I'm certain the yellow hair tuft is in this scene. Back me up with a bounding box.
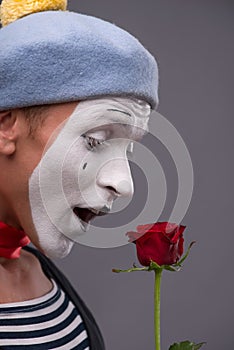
[0,0,67,27]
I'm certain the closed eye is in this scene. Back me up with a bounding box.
[82,135,106,151]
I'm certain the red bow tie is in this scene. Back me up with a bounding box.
[0,221,30,259]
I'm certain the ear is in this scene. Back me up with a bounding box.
[0,110,17,156]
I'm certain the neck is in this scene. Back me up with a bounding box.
[0,194,22,230]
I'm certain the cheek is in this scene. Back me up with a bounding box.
[57,139,128,204]
[61,143,96,202]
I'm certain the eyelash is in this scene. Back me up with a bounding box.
[82,135,133,158]
[83,135,105,151]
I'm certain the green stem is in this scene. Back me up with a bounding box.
[154,269,162,350]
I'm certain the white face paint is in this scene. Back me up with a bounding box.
[29,97,151,258]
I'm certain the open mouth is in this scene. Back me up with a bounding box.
[73,206,110,232]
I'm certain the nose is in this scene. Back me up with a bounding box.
[96,158,134,198]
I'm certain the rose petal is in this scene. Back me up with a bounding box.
[128,221,186,266]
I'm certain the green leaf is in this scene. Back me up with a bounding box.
[169,340,206,350]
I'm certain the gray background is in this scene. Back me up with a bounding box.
[54,1,233,349]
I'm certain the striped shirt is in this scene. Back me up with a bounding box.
[0,279,90,349]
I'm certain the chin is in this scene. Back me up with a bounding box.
[38,234,75,259]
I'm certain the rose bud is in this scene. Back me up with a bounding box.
[126,222,186,266]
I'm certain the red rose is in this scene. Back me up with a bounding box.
[126,222,186,266]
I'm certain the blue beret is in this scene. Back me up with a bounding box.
[0,11,159,110]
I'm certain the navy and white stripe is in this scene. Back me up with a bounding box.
[0,280,90,349]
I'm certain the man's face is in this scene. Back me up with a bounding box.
[1,98,151,258]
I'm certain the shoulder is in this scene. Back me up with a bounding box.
[22,247,106,349]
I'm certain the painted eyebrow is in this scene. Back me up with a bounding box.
[106,109,132,117]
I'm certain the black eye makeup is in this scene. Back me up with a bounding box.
[82,124,138,155]
[82,134,106,151]
[82,131,135,157]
